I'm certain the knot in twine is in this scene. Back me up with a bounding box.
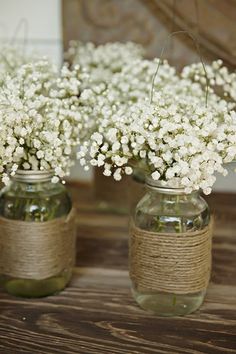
[129,219,213,294]
[0,208,76,280]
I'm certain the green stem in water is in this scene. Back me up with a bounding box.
[172,294,177,306]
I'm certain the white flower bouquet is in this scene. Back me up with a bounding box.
[66,41,145,85]
[0,44,37,85]
[0,58,84,184]
[182,59,236,101]
[77,57,236,195]
[77,57,179,157]
[67,41,149,211]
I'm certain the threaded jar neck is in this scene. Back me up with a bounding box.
[145,176,197,195]
[13,170,54,183]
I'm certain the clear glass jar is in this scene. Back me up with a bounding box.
[130,177,211,316]
[0,170,74,297]
[129,167,146,211]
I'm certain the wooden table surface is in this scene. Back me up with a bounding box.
[0,182,236,354]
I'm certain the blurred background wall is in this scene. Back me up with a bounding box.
[62,0,236,68]
[0,0,62,65]
[0,0,235,192]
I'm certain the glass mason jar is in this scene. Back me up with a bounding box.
[129,177,211,316]
[129,167,146,211]
[0,170,75,298]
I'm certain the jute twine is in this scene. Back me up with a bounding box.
[129,219,213,294]
[0,208,76,280]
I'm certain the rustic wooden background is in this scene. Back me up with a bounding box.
[62,0,236,68]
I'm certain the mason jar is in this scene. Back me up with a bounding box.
[0,170,75,297]
[129,167,146,211]
[129,176,212,316]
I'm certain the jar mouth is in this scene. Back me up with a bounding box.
[13,170,54,183]
[145,177,188,194]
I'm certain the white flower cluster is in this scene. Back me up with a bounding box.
[0,44,37,85]
[0,59,84,184]
[182,59,236,101]
[66,40,236,194]
[78,58,179,144]
[77,57,236,194]
[66,41,145,85]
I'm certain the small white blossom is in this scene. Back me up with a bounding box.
[113,168,122,181]
[2,175,10,185]
[125,166,133,175]
[51,176,60,183]
[103,169,112,177]
[152,171,161,181]
[36,150,44,159]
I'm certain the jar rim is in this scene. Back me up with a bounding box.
[145,177,194,195]
[12,170,54,183]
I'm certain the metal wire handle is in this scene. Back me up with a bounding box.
[150,30,209,107]
[0,18,29,71]
[170,0,199,57]
[10,18,29,53]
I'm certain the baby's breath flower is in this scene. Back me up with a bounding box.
[77,56,236,194]
[181,59,236,102]
[66,41,144,85]
[68,41,236,195]
[0,58,85,183]
[0,44,38,85]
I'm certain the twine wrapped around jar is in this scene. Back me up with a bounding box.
[129,219,213,294]
[0,208,76,280]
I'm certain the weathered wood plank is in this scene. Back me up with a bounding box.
[0,267,235,354]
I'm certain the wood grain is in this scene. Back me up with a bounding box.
[0,182,236,354]
[149,0,236,66]
[62,0,236,68]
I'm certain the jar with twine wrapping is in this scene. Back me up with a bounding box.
[129,176,213,316]
[0,170,76,298]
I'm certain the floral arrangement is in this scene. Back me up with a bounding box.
[77,57,179,149]
[77,53,236,195]
[66,41,145,85]
[182,59,236,101]
[0,44,36,84]
[0,58,84,184]
[2,40,233,194]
